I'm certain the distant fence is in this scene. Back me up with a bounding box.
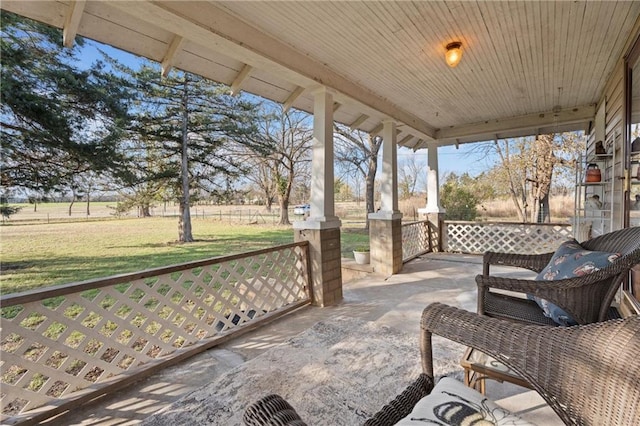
[191,208,286,224]
[0,242,310,425]
[3,203,304,225]
[443,221,573,254]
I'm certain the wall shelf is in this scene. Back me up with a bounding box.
[573,135,616,241]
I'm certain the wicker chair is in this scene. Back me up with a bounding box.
[420,303,640,425]
[477,226,640,325]
[243,303,640,426]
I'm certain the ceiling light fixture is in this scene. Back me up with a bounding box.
[445,41,463,68]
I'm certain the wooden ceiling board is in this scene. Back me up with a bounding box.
[2,0,640,147]
[81,1,174,61]
[171,49,239,86]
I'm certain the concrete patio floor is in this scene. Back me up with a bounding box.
[46,253,562,425]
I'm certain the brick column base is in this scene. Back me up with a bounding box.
[294,227,343,306]
[369,218,403,275]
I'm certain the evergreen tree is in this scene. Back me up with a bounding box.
[123,64,264,241]
[0,12,132,196]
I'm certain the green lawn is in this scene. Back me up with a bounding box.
[0,217,369,295]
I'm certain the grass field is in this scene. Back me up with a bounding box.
[0,217,369,295]
[1,196,573,295]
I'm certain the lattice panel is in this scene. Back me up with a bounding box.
[444,222,573,254]
[0,243,309,423]
[402,221,431,261]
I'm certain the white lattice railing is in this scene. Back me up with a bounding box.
[402,221,432,262]
[0,242,310,425]
[443,221,573,254]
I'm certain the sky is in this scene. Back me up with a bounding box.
[78,40,492,179]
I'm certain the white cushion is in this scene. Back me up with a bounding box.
[395,377,536,425]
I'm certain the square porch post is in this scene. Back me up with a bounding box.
[418,144,446,251]
[294,87,342,306]
[369,120,403,275]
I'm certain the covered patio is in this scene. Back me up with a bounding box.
[2,1,640,424]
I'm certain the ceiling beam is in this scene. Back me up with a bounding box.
[229,64,253,96]
[370,123,384,137]
[283,86,305,112]
[434,105,595,145]
[106,1,438,139]
[63,0,86,48]
[397,134,414,146]
[161,35,184,77]
[349,114,369,130]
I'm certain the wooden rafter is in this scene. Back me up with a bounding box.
[349,114,369,130]
[283,86,305,112]
[161,35,185,77]
[63,0,86,48]
[229,64,253,96]
[370,122,383,137]
[398,134,414,146]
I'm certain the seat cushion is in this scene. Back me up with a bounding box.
[531,239,620,325]
[394,377,536,425]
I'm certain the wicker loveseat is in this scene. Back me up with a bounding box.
[244,303,640,425]
[478,226,640,325]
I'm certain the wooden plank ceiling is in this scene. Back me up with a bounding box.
[3,1,639,150]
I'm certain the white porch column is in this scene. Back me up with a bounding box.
[297,87,341,227]
[293,87,342,306]
[418,144,445,251]
[369,120,403,275]
[418,144,445,214]
[370,120,402,219]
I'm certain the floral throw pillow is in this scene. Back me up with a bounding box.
[531,239,620,326]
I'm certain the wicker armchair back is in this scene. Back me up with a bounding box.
[477,226,640,325]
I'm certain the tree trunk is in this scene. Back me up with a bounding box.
[520,182,529,222]
[365,135,381,230]
[278,196,290,225]
[86,193,90,216]
[507,188,525,222]
[537,192,551,223]
[277,171,294,225]
[530,135,555,223]
[495,141,527,222]
[264,192,273,212]
[365,164,376,229]
[141,203,151,217]
[178,79,194,243]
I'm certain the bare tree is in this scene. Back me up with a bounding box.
[529,133,582,222]
[244,106,313,225]
[334,125,382,229]
[490,137,531,222]
[479,133,583,223]
[398,154,425,199]
[243,156,278,212]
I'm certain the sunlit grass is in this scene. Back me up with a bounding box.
[1,217,368,295]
